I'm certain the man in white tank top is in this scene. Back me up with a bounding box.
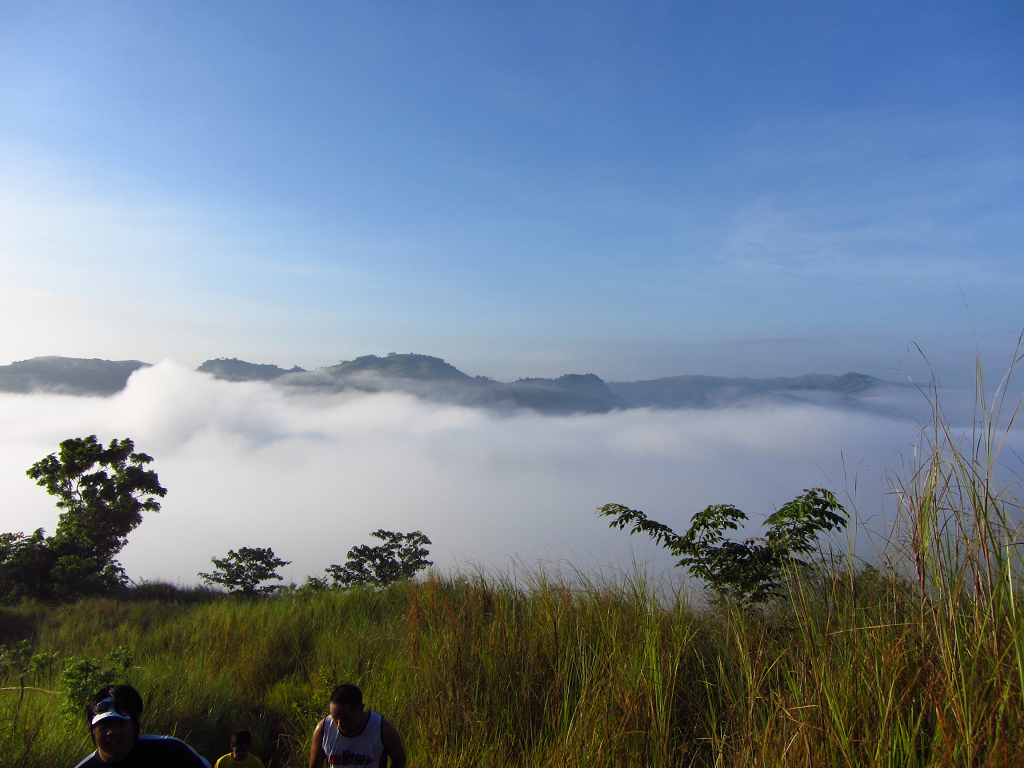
[308,684,407,768]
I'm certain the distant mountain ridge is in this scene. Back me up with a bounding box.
[197,358,306,382]
[329,353,474,381]
[255,354,626,414]
[0,354,891,414]
[196,353,888,413]
[607,371,878,409]
[0,356,150,395]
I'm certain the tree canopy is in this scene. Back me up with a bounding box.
[199,547,291,597]
[600,488,847,605]
[326,530,433,588]
[0,436,165,602]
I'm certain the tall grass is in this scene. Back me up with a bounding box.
[1,359,1022,767]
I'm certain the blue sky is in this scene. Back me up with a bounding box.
[0,1,1021,383]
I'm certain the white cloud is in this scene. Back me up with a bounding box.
[0,362,935,585]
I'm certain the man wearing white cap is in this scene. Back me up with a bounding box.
[75,684,211,767]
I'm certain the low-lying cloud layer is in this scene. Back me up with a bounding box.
[0,362,945,586]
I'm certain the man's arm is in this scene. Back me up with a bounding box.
[309,719,326,768]
[381,717,407,768]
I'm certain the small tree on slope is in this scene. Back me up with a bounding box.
[199,547,291,597]
[599,487,847,606]
[0,436,166,602]
[327,530,432,588]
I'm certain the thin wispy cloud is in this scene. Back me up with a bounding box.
[718,110,1023,281]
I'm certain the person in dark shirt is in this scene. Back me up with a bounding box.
[74,684,210,768]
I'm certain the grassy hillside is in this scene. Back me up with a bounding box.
[2,550,1022,767]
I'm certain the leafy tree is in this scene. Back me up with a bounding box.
[0,530,52,602]
[326,530,432,588]
[0,640,34,681]
[0,640,57,701]
[297,575,331,594]
[600,488,847,605]
[199,547,290,596]
[56,646,134,714]
[0,436,166,603]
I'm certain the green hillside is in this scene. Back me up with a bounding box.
[0,357,150,395]
[325,353,475,381]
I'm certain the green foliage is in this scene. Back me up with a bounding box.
[297,575,330,594]
[28,653,58,678]
[107,645,134,672]
[0,436,166,603]
[0,530,55,603]
[0,640,34,681]
[56,646,134,714]
[123,581,221,604]
[0,640,58,701]
[325,530,432,588]
[57,659,111,714]
[199,547,290,597]
[600,487,848,604]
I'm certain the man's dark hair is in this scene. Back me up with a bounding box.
[231,730,253,746]
[88,684,144,736]
[329,684,363,708]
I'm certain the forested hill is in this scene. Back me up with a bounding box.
[197,354,888,413]
[607,371,879,409]
[0,353,890,414]
[0,356,149,395]
[196,358,306,382]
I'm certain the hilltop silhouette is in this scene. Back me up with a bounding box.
[0,353,889,414]
[0,356,150,395]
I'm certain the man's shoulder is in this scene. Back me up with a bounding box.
[136,734,196,748]
[136,734,211,767]
[72,752,102,768]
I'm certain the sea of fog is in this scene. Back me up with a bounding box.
[0,362,1001,586]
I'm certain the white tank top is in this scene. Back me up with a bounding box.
[321,711,385,767]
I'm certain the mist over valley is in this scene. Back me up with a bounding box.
[0,356,936,587]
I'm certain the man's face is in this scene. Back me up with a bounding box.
[231,742,251,760]
[329,702,366,736]
[92,717,135,763]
